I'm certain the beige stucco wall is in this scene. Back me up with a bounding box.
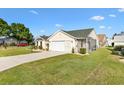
[88,30,97,39]
[88,30,99,48]
[42,40,48,49]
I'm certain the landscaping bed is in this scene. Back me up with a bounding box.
[111,46,124,56]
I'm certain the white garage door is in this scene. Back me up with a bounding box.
[49,41,72,52]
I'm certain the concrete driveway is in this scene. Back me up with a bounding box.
[0,51,67,72]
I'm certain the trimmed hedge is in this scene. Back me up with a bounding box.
[114,45,124,51]
[121,49,124,56]
[80,48,86,54]
[39,46,42,49]
[112,45,124,56]
[112,50,119,55]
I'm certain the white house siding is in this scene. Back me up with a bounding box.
[114,42,124,46]
[49,31,76,52]
[114,35,124,46]
[35,40,48,49]
[37,40,42,46]
[42,40,48,49]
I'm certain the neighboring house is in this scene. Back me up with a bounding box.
[113,32,124,46]
[97,34,107,47]
[0,36,5,44]
[106,38,113,46]
[0,36,18,45]
[48,28,99,53]
[35,35,49,50]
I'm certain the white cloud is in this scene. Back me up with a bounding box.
[109,14,116,18]
[40,30,45,33]
[99,25,112,30]
[55,24,64,29]
[90,16,104,21]
[99,25,105,29]
[108,26,112,29]
[29,10,39,15]
[118,8,124,12]
[55,24,63,27]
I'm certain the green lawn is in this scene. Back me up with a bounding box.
[0,46,33,57]
[0,48,124,84]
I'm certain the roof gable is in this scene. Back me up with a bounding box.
[48,30,76,40]
[63,28,94,38]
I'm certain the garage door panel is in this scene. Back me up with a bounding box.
[49,41,72,52]
[49,41,65,51]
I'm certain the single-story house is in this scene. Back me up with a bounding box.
[35,35,49,50]
[97,34,107,47]
[0,36,18,45]
[48,28,99,53]
[113,32,124,46]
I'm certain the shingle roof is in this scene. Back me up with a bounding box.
[63,28,94,38]
[40,35,49,40]
[36,35,49,40]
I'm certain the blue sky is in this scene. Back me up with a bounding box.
[0,8,124,38]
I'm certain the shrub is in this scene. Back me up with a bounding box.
[3,43,8,49]
[112,50,119,55]
[46,48,49,51]
[114,46,124,51]
[80,48,86,54]
[32,46,38,49]
[39,46,42,49]
[9,43,16,46]
[72,48,74,53]
[121,49,124,56]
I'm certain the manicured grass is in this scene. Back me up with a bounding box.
[0,48,124,84]
[0,46,32,57]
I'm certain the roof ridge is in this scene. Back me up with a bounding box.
[63,28,94,32]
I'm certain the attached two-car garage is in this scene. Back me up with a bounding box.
[49,41,65,52]
[49,41,73,53]
[48,31,75,53]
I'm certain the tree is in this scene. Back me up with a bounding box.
[0,18,33,44]
[10,23,33,43]
[0,18,10,36]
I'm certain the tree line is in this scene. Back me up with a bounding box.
[0,18,33,44]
